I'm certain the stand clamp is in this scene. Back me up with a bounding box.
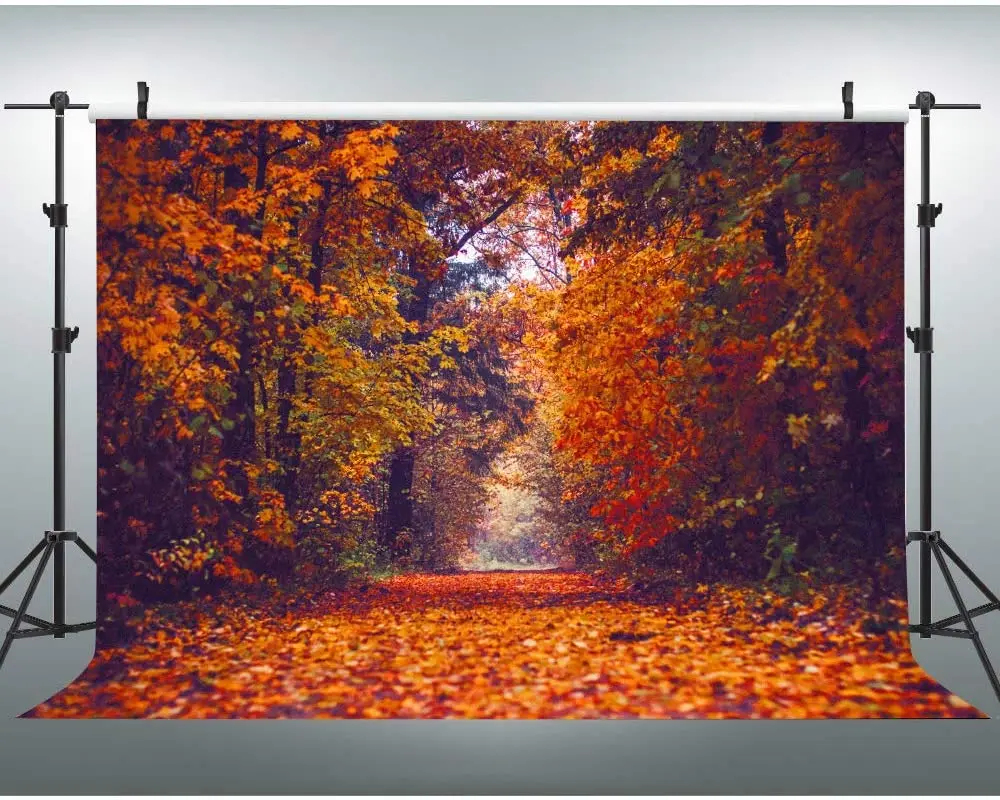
[51,326,80,354]
[137,81,149,119]
[908,91,981,113]
[916,90,936,115]
[45,530,79,544]
[917,202,942,227]
[42,202,68,228]
[842,81,854,120]
[906,326,933,354]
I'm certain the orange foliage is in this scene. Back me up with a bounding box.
[63,118,947,720]
[27,571,979,719]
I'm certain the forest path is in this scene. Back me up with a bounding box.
[27,570,981,718]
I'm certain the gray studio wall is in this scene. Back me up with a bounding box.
[1,4,1000,794]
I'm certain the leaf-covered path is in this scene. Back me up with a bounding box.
[27,571,983,719]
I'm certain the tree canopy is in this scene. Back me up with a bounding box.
[96,119,905,620]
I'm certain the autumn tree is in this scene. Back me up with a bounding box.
[376,122,559,559]
[97,116,905,626]
[532,121,904,591]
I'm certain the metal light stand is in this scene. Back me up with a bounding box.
[0,91,96,671]
[904,90,1000,703]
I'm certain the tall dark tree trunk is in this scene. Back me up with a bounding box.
[222,122,274,580]
[378,181,519,562]
[274,180,333,517]
[844,214,895,606]
[757,121,814,555]
[843,346,889,605]
[385,449,416,558]
[760,122,789,280]
[275,363,300,513]
[225,124,270,468]
[383,260,433,560]
[225,340,257,464]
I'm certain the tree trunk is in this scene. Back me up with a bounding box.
[275,363,300,514]
[385,448,416,558]
[383,259,432,560]
[379,183,518,561]
[843,347,888,604]
[225,124,270,468]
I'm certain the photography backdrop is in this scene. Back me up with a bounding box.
[25,114,977,720]
[2,1,1000,791]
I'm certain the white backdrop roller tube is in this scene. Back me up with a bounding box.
[87,101,909,123]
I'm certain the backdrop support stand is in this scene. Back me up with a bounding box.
[0,91,95,672]
[904,89,1000,703]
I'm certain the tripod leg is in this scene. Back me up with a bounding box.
[54,541,65,639]
[931,541,1000,704]
[73,537,96,564]
[0,542,54,671]
[969,629,1000,706]
[0,540,48,597]
[937,538,1000,605]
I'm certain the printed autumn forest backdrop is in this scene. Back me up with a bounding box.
[96,119,905,627]
[30,118,982,719]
